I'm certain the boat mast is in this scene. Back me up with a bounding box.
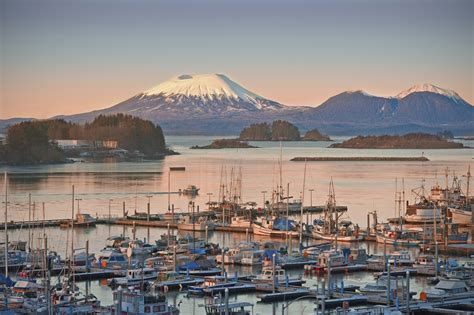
[4,172,8,277]
[71,184,75,294]
[286,183,289,250]
[279,141,283,204]
[394,177,398,218]
[464,165,471,203]
[299,159,307,249]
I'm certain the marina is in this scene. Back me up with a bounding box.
[1,136,474,314]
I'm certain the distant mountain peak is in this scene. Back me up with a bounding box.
[396,83,463,102]
[143,73,263,102]
[345,90,374,97]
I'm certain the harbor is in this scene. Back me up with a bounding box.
[2,150,474,314]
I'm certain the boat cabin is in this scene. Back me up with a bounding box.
[257,266,286,281]
[318,250,346,268]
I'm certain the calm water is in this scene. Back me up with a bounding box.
[1,136,473,313]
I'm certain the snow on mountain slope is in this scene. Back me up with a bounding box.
[396,83,464,102]
[144,73,258,100]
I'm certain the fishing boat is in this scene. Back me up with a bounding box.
[60,213,97,228]
[404,202,441,224]
[229,216,252,228]
[252,216,299,238]
[375,228,422,247]
[311,180,363,242]
[311,219,364,242]
[177,215,215,232]
[449,205,473,225]
[111,288,179,314]
[108,268,159,287]
[404,181,443,224]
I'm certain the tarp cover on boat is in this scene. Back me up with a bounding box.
[262,249,279,261]
[0,274,14,287]
[272,218,297,231]
[178,261,200,271]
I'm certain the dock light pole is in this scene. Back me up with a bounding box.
[261,191,267,211]
[207,193,213,211]
[108,199,113,223]
[4,172,8,278]
[146,195,153,222]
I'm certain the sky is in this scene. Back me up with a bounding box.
[1,0,473,119]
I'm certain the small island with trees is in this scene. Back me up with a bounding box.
[0,114,176,165]
[239,120,331,141]
[190,120,331,149]
[191,139,258,149]
[329,133,465,149]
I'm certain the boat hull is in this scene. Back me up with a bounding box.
[376,234,421,247]
[450,208,473,225]
[312,231,364,242]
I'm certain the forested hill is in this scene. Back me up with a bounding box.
[0,114,171,165]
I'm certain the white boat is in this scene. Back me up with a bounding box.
[311,219,364,242]
[112,289,179,315]
[177,215,215,232]
[387,251,414,265]
[241,250,265,266]
[316,250,347,268]
[425,279,472,301]
[253,265,288,284]
[375,229,421,247]
[229,216,252,228]
[109,268,158,286]
[404,203,442,224]
[358,276,397,294]
[450,205,473,225]
[216,242,259,265]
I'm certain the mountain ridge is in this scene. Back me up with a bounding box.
[2,75,473,135]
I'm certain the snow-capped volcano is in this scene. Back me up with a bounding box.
[144,73,260,102]
[134,73,284,113]
[396,83,464,102]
